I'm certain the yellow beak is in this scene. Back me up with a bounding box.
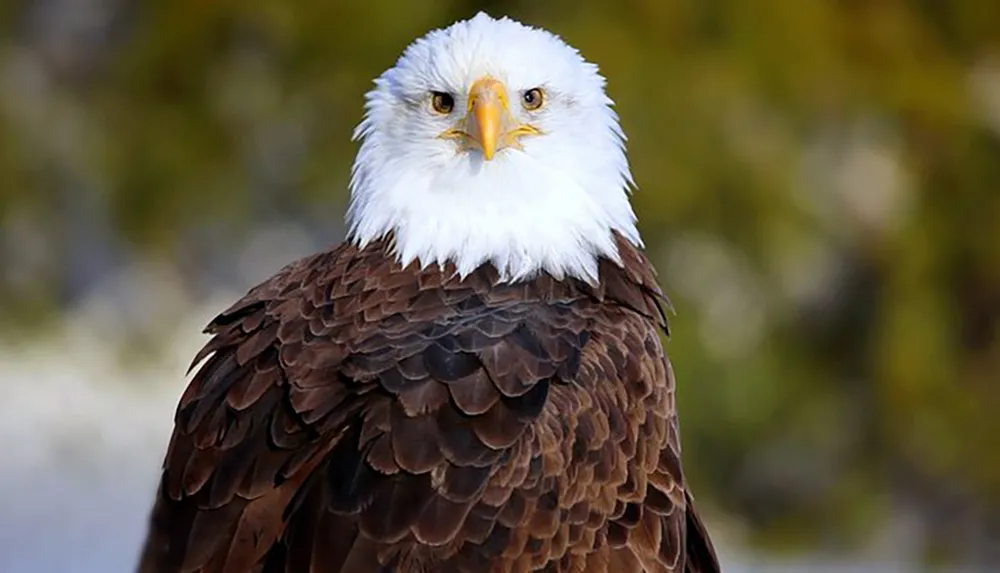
[467,77,509,161]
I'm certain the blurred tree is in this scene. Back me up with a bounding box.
[2,0,999,567]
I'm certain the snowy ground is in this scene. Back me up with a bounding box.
[0,302,962,573]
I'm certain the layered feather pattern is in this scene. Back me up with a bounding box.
[136,233,720,573]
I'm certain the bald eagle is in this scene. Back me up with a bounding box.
[137,12,721,573]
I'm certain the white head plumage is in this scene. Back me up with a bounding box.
[347,12,641,284]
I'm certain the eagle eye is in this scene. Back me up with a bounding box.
[522,88,545,110]
[431,91,455,114]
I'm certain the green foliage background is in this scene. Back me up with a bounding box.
[2,0,999,566]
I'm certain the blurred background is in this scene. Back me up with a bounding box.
[1,1,999,571]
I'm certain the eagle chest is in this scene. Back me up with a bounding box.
[323,281,674,550]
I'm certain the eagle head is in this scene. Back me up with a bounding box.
[346,12,641,285]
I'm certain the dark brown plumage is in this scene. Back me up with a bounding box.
[137,232,721,573]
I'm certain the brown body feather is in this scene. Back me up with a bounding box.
[137,233,720,573]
